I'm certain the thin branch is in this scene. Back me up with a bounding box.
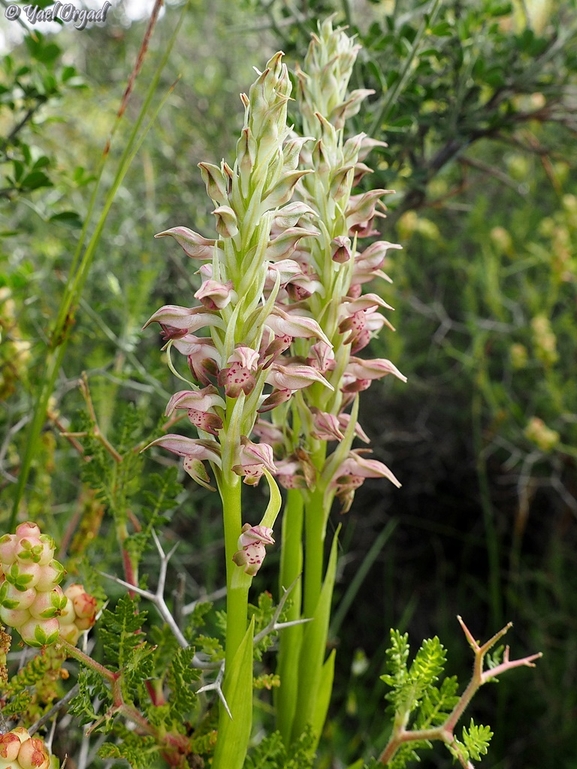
[28,685,80,736]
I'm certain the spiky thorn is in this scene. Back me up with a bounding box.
[196,663,232,719]
[253,577,312,646]
[100,530,218,669]
[378,617,542,768]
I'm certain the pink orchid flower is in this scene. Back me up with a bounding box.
[144,435,222,490]
[266,363,334,392]
[164,387,225,436]
[143,305,224,334]
[194,279,235,310]
[154,226,216,260]
[331,450,401,511]
[232,437,277,485]
[232,524,275,576]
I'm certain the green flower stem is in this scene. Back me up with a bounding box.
[303,488,328,619]
[304,446,329,619]
[214,471,253,769]
[276,488,304,743]
[218,472,251,667]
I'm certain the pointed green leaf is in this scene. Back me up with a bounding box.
[292,529,339,744]
[212,618,255,769]
[311,648,335,741]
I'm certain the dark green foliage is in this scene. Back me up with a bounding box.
[69,666,112,727]
[381,631,447,719]
[376,630,492,767]
[98,595,149,671]
[0,31,84,202]
[166,646,200,721]
[245,728,316,769]
[98,730,161,768]
[456,720,493,762]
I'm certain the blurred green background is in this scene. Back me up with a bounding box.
[1,0,576,766]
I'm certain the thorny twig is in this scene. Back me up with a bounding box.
[378,617,541,767]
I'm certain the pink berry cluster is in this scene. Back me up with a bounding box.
[0,523,66,647]
[0,524,98,649]
[58,583,98,645]
[0,727,54,769]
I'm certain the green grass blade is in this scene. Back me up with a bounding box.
[330,518,398,638]
[10,4,188,526]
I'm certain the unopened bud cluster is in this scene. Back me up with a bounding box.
[0,727,54,769]
[0,523,97,648]
[0,523,65,647]
[58,583,98,644]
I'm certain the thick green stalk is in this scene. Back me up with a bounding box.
[213,471,253,769]
[303,485,328,619]
[219,473,250,671]
[275,489,304,743]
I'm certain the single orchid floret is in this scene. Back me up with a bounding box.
[218,362,256,398]
[198,161,231,206]
[171,334,221,362]
[144,434,222,490]
[260,332,293,367]
[329,88,375,127]
[164,387,225,434]
[331,450,401,512]
[275,458,308,489]
[353,161,374,186]
[232,523,275,576]
[232,437,277,486]
[310,408,345,441]
[170,335,222,386]
[265,259,303,289]
[143,305,224,333]
[212,205,239,238]
[145,434,221,462]
[331,235,352,264]
[228,346,260,371]
[306,341,335,374]
[356,135,389,162]
[346,357,407,383]
[154,226,216,260]
[165,387,226,418]
[284,272,324,301]
[352,249,397,286]
[251,419,285,448]
[238,524,275,548]
[194,279,236,310]
[266,307,332,347]
[257,388,293,413]
[346,189,391,230]
[266,362,334,393]
[338,412,371,443]
[263,169,313,209]
[341,293,394,315]
[270,201,317,233]
[266,226,320,261]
